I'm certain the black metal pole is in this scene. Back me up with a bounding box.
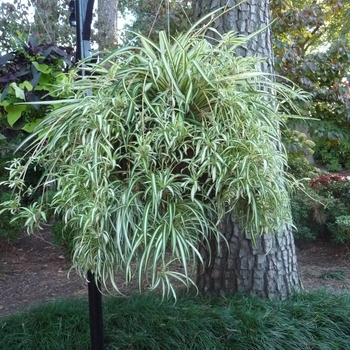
[71,1,104,349]
[75,0,94,63]
[87,271,104,350]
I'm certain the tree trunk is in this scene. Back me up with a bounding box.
[197,215,301,299]
[96,0,118,50]
[194,0,302,300]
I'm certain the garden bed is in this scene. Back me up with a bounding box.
[0,229,349,317]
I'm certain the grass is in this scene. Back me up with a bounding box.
[0,290,350,349]
[320,270,346,281]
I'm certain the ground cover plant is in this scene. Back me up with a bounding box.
[0,291,350,349]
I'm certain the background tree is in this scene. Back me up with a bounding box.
[118,0,192,42]
[272,0,350,171]
[0,1,31,53]
[193,0,302,299]
[95,0,118,49]
[31,0,74,46]
[273,0,350,54]
[0,0,75,53]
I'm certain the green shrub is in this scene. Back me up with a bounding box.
[293,174,350,244]
[0,34,74,134]
[313,136,350,171]
[327,215,350,244]
[327,158,343,172]
[283,129,319,178]
[0,142,45,244]
[287,153,320,179]
[291,183,327,242]
[51,220,74,256]
[0,191,23,243]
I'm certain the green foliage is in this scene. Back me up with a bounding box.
[51,220,75,256]
[0,34,74,135]
[0,2,32,54]
[0,20,308,297]
[272,1,350,171]
[283,129,315,156]
[0,0,75,54]
[293,174,350,243]
[320,270,345,281]
[272,0,350,54]
[288,156,320,179]
[1,291,350,349]
[291,183,326,242]
[0,137,45,244]
[0,138,44,192]
[328,215,350,244]
[313,137,350,171]
[0,191,23,243]
[0,150,16,183]
[282,128,319,178]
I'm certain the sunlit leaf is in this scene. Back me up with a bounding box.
[19,80,33,92]
[9,82,25,99]
[5,104,27,126]
[32,61,52,74]
[22,118,43,132]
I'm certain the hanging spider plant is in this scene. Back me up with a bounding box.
[0,19,308,298]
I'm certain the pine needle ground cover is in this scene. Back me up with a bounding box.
[1,291,350,349]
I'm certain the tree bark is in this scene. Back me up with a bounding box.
[194,0,302,300]
[194,0,274,73]
[96,0,118,50]
[197,215,301,299]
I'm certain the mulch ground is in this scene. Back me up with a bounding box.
[0,230,87,316]
[0,230,349,318]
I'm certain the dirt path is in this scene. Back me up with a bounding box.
[0,230,87,316]
[298,241,350,291]
[0,230,349,317]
